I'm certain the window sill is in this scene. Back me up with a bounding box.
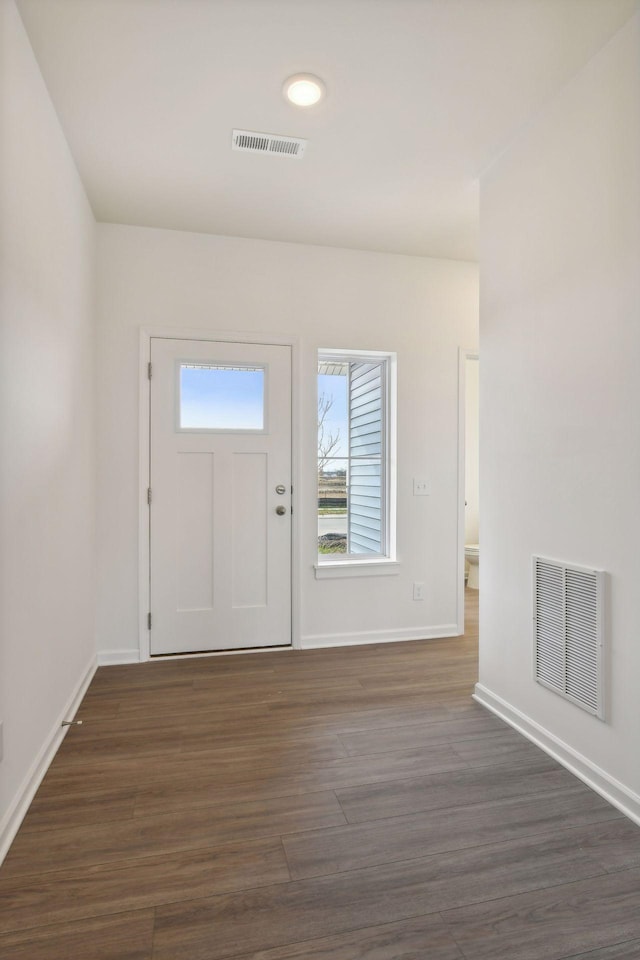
[314,560,401,580]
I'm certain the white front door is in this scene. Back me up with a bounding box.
[149,337,292,655]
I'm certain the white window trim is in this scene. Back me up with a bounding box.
[314,559,401,579]
[317,347,397,572]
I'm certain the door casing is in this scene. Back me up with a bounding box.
[457,346,479,636]
[138,327,301,662]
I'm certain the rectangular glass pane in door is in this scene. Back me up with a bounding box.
[179,364,265,430]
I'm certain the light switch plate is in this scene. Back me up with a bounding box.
[413,478,429,496]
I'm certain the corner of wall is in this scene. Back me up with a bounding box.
[474,684,640,827]
[0,656,97,866]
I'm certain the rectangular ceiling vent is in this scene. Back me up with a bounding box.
[533,556,605,719]
[232,129,307,159]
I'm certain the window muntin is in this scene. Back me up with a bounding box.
[317,352,392,561]
[179,363,265,431]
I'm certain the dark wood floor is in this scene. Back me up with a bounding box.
[2,590,640,959]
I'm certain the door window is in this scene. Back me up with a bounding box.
[179,363,265,431]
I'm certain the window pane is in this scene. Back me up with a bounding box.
[318,353,390,561]
[318,364,348,555]
[318,457,347,554]
[317,369,348,463]
[180,364,264,430]
[349,362,383,554]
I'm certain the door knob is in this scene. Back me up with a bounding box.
[275,505,287,516]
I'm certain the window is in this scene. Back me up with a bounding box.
[317,350,395,564]
[179,363,265,431]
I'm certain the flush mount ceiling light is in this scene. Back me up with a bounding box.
[283,73,325,107]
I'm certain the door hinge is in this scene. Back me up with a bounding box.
[148,361,153,380]
[147,487,152,505]
[147,612,152,630]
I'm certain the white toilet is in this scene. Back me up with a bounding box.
[465,543,479,589]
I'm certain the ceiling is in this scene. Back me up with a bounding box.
[17,0,638,260]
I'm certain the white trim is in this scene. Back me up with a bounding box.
[97,649,141,666]
[141,326,300,347]
[290,336,302,650]
[139,326,301,661]
[387,352,397,562]
[457,348,479,635]
[314,560,401,579]
[0,655,97,866]
[473,683,640,827]
[146,645,292,662]
[139,328,151,661]
[301,623,458,649]
[96,646,295,665]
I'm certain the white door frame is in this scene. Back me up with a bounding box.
[457,347,479,635]
[138,326,301,662]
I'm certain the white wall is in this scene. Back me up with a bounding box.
[96,225,478,656]
[0,0,97,851]
[464,357,479,545]
[478,14,640,813]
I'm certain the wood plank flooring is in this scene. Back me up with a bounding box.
[2,590,640,959]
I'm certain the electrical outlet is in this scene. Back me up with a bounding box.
[413,478,429,496]
[413,582,425,600]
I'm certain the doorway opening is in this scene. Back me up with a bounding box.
[458,349,479,633]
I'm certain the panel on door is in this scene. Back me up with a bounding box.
[149,338,292,655]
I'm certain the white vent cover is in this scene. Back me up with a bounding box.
[533,556,604,719]
[232,129,307,159]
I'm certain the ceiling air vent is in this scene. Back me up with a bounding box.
[232,129,307,159]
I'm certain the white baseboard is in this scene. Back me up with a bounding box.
[97,649,141,666]
[0,654,97,866]
[300,623,459,650]
[473,683,640,827]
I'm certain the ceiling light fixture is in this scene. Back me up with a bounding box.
[283,74,325,107]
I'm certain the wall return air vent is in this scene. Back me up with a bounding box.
[232,129,307,158]
[533,556,605,719]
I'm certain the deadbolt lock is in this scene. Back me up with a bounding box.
[275,484,286,495]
